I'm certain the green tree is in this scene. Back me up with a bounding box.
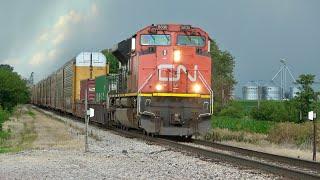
[0,64,13,71]
[101,49,119,74]
[295,74,316,122]
[0,65,29,111]
[250,101,289,122]
[210,40,236,107]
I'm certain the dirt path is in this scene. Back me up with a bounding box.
[31,109,83,150]
[2,106,83,152]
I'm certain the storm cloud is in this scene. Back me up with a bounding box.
[0,0,319,96]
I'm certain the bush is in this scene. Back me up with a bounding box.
[212,102,223,116]
[250,100,301,122]
[0,107,9,131]
[283,100,300,123]
[219,101,244,118]
[212,116,275,134]
[250,101,290,122]
[237,100,259,116]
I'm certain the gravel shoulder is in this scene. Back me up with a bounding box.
[0,107,280,180]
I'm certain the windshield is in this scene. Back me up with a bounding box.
[140,34,171,45]
[177,35,205,46]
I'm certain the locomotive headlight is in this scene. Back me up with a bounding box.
[193,84,201,93]
[155,83,163,91]
[173,50,181,63]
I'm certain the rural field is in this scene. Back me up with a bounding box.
[208,100,320,161]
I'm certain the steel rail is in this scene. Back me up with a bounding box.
[112,129,320,180]
[193,139,320,172]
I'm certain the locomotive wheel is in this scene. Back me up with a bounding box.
[186,135,193,142]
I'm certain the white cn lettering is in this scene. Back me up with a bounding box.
[158,64,198,82]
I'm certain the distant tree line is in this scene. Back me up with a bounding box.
[0,64,29,111]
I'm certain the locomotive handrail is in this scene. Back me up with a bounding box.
[198,71,213,114]
[199,74,213,114]
[137,69,157,116]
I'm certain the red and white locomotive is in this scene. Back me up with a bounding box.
[110,24,213,137]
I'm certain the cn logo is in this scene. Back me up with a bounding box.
[157,64,198,82]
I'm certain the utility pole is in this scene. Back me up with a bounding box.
[85,88,89,152]
[313,94,318,161]
[257,85,262,109]
[313,112,317,161]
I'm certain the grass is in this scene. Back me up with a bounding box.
[0,107,37,153]
[212,116,275,134]
[210,115,320,150]
[27,110,35,118]
[206,128,267,144]
[0,107,11,153]
[0,108,10,131]
[0,120,37,153]
[268,122,320,149]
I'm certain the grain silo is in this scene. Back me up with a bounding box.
[262,82,281,100]
[242,82,259,100]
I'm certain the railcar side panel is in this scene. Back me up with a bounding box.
[64,61,74,113]
[50,73,56,108]
[56,68,64,110]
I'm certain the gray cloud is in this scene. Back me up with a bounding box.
[0,0,319,96]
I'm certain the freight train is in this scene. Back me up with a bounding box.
[31,24,213,138]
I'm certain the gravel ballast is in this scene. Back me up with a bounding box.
[0,108,279,179]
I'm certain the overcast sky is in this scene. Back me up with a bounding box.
[1,0,319,96]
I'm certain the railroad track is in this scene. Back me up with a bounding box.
[36,107,320,180]
[111,129,320,180]
[192,139,320,173]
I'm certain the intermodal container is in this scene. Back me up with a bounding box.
[80,79,96,102]
[108,74,119,94]
[95,75,107,103]
[95,75,119,102]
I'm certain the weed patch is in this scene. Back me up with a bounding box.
[206,128,267,144]
[0,115,37,153]
[27,110,35,118]
[212,116,275,134]
[268,122,320,149]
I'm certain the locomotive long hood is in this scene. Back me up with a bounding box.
[112,38,132,64]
